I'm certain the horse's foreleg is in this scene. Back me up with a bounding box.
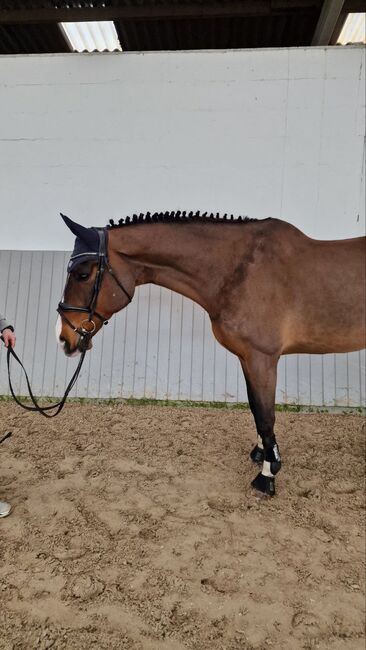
[240,351,281,497]
[245,379,265,465]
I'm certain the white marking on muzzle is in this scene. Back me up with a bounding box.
[56,316,63,349]
[56,315,81,357]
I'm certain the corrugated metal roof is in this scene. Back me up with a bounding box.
[115,13,319,50]
[0,1,365,53]
[0,22,70,54]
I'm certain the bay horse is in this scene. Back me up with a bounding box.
[57,212,366,496]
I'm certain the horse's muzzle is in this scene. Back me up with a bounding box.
[61,337,81,357]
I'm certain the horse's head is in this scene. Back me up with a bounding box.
[57,214,134,356]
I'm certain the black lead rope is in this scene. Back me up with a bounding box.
[6,345,86,418]
[0,431,12,445]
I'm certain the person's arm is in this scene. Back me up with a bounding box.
[0,314,16,348]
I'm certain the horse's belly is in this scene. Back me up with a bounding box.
[283,321,366,354]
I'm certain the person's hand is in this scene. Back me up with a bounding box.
[2,328,16,349]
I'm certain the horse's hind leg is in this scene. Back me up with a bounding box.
[240,351,282,496]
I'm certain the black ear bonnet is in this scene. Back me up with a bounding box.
[61,213,103,272]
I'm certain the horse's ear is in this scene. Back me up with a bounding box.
[61,213,90,239]
[60,213,98,248]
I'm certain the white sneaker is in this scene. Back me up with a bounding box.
[0,501,12,518]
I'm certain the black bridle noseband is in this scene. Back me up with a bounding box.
[5,227,132,419]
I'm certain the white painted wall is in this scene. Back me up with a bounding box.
[0,47,365,251]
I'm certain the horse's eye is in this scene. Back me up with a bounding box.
[77,272,90,281]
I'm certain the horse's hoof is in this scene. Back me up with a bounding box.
[249,444,264,465]
[251,472,275,497]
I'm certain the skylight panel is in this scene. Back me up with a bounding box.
[337,13,366,44]
[60,21,122,52]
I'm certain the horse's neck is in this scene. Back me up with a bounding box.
[110,223,234,315]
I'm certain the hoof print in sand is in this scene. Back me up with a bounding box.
[291,610,321,636]
[70,575,105,601]
[201,568,240,594]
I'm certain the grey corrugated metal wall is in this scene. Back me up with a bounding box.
[0,249,364,407]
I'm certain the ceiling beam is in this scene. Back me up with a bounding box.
[0,1,322,25]
[329,10,348,43]
[344,0,366,9]
[311,0,346,44]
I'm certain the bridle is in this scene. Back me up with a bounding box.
[5,227,132,419]
[57,227,132,352]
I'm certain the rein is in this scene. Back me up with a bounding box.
[6,345,86,418]
[5,227,131,419]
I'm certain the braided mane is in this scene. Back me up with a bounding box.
[107,211,257,229]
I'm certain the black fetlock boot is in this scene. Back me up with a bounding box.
[249,444,264,465]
